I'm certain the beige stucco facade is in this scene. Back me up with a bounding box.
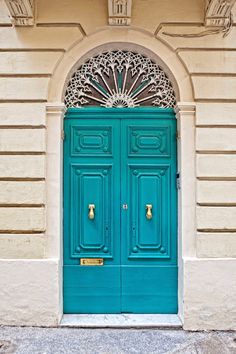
[0,0,235,330]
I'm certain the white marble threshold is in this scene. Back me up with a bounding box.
[60,314,182,328]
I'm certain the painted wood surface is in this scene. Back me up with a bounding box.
[63,107,177,314]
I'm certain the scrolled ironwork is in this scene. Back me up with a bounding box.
[64,50,176,108]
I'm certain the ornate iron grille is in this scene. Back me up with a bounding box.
[64,50,176,108]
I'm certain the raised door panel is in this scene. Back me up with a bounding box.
[70,164,113,258]
[71,126,112,156]
[129,164,171,259]
[128,126,171,157]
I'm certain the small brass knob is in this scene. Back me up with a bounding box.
[88,204,95,220]
[146,204,152,220]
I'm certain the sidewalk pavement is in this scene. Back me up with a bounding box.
[0,326,235,354]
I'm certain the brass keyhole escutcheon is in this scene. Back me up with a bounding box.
[146,204,153,220]
[88,204,95,220]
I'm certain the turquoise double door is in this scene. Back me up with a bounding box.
[64,107,177,314]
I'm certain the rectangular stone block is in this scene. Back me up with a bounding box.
[0,103,46,126]
[197,206,236,230]
[0,27,83,50]
[0,181,45,204]
[179,51,236,74]
[0,52,62,75]
[0,1,11,24]
[0,78,49,100]
[197,233,236,258]
[0,155,45,178]
[0,129,45,152]
[197,154,236,177]
[196,103,236,126]
[0,259,60,326]
[0,207,45,231]
[193,76,236,100]
[0,234,46,258]
[197,180,236,204]
[196,128,236,151]
[184,258,236,330]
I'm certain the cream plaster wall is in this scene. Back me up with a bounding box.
[0,0,235,329]
[36,0,204,34]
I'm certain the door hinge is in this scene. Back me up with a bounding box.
[176,172,181,190]
[176,131,180,139]
[61,130,65,140]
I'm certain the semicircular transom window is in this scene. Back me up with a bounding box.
[64,50,176,108]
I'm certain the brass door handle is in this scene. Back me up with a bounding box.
[146,204,152,220]
[88,204,95,220]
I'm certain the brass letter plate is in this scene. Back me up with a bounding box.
[80,258,104,266]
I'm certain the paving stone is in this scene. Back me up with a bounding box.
[0,327,235,354]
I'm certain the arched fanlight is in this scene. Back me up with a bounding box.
[64,50,176,108]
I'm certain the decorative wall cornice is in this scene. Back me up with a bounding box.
[205,0,235,27]
[108,0,132,26]
[4,0,34,26]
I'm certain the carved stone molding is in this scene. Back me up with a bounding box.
[4,0,34,26]
[205,0,236,27]
[108,0,132,26]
